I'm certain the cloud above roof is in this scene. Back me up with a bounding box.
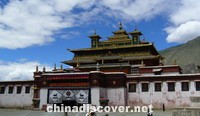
[0,0,95,49]
[0,60,51,81]
[165,0,200,43]
[0,0,199,50]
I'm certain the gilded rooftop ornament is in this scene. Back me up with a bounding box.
[119,22,123,30]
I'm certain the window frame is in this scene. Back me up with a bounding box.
[25,86,30,94]
[141,83,149,92]
[181,82,189,91]
[128,83,137,92]
[0,86,5,94]
[196,81,200,91]
[16,86,22,94]
[8,86,14,94]
[131,67,139,74]
[155,82,162,92]
[168,82,175,92]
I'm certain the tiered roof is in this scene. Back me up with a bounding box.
[63,23,162,69]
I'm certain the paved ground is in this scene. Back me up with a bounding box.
[0,109,64,116]
[0,109,173,116]
[68,110,173,116]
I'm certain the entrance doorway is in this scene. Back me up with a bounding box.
[62,100,77,107]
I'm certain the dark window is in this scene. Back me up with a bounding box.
[8,86,13,94]
[131,68,139,74]
[154,71,161,75]
[182,82,189,91]
[196,82,200,91]
[92,40,96,47]
[0,86,5,94]
[17,86,22,94]
[168,82,175,91]
[142,83,149,92]
[129,83,136,92]
[25,86,30,94]
[155,83,162,92]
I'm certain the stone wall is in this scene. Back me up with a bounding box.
[0,85,33,108]
[107,87,126,106]
[127,81,200,109]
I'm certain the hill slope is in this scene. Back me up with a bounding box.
[160,36,200,73]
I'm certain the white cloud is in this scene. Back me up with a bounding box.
[94,0,200,43]
[0,60,52,81]
[99,0,174,21]
[169,0,200,26]
[0,0,94,49]
[166,0,200,43]
[0,0,177,49]
[165,21,200,43]
[57,31,80,39]
[0,0,196,47]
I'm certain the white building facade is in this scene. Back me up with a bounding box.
[0,81,34,108]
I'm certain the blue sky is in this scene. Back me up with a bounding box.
[0,0,200,81]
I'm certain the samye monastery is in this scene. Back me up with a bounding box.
[1,23,200,110]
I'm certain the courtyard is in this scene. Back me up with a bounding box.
[0,109,173,116]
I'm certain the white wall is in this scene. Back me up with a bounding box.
[107,88,126,106]
[100,87,107,98]
[91,87,126,106]
[39,88,48,109]
[0,85,33,108]
[91,87,100,106]
[127,81,200,109]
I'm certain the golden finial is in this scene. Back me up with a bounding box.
[96,63,100,71]
[43,67,46,72]
[76,62,79,68]
[134,25,137,31]
[173,59,177,65]
[60,64,63,70]
[54,64,56,70]
[119,22,123,30]
[36,66,38,72]
[94,29,96,34]
[141,60,144,67]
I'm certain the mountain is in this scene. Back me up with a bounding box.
[160,36,200,74]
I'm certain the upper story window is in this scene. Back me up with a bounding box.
[0,86,5,94]
[153,69,162,75]
[131,67,139,74]
[17,86,22,94]
[154,71,161,75]
[141,83,149,92]
[182,82,189,91]
[8,86,13,94]
[168,82,175,92]
[128,83,136,92]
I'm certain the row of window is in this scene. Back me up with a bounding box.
[128,81,200,92]
[0,86,31,94]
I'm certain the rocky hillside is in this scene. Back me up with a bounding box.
[160,36,200,73]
